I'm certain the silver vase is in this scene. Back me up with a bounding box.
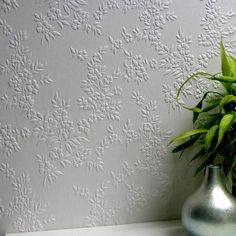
[182,165,236,236]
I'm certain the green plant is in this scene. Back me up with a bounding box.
[169,41,236,197]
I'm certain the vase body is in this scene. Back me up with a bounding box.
[182,165,236,236]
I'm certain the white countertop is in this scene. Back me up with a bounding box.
[6,220,187,236]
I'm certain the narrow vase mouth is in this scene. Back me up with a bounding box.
[207,165,220,169]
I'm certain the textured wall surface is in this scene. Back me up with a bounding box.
[0,0,235,235]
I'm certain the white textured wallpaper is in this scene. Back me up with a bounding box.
[0,0,235,235]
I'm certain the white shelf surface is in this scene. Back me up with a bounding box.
[6,220,187,236]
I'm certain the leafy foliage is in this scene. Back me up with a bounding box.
[170,41,236,193]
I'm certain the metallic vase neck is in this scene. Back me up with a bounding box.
[182,165,236,235]
[201,165,225,190]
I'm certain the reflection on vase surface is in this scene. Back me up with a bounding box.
[182,165,236,236]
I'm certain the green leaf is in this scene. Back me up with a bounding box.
[172,134,200,153]
[195,159,209,176]
[191,147,205,162]
[219,95,236,111]
[200,114,221,130]
[210,75,236,83]
[183,91,222,123]
[201,99,221,112]
[232,85,236,93]
[205,125,218,151]
[195,152,216,176]
[220,40,233,93]
[228,56,236,77]
[221,136,236,154]
[220,40,231,76]
[191,91,211,123]
[216,114,235,148]
[213,154,224,166]
[169,129,208,145]
[184,107,202,113]
[176,72,213,102]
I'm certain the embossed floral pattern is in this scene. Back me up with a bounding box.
[159,28,220,109]
[2,173,55,232]
[121,27,133,43]
[123,51,157,84]
[0,18,12,36]
[95,125,122,158]
[77,47,123,134]
[0,0,21,13]
[198,0,236,67]
[122,0,177,50]
[0,162,16,179]
[0,123,30,157]
[34,13,61,45]
[34,0,120,44]
[70,47,88,61]
[108,36,123,54]
[0,0,235,234]
[0,30,53,117]
[128,92,172,175]
[85,180,122,226]
[32,92,93,183]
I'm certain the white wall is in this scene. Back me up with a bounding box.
[0,0,235,235]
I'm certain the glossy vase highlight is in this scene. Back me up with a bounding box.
[182,165,236,236]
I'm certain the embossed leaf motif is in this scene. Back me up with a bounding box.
[0,172,55,231]
[0,0,235,233]
[0,123,30,156]
[9,30,27,49]
[108,36,122,54]
[94,2,108,20]
[84,180,122,226]
[0,18,12,36]
[35,0,121,41]
[30,61,44,74]
[123,51,157,84]
[121,27,133,43]
[73,185,90,198]
[0,162,16,179]
[198,0,235,67]
[36,155,63,185]
[123,119,140,145]
[96,126,121,157]
[70,47,88,61]
[66,0,87,8]
[0,29,54,119]
[77,47,122,134]
[34,13,61,45]
[123,92,172,175]
[0,0,20,13]
[29,89,96,179]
